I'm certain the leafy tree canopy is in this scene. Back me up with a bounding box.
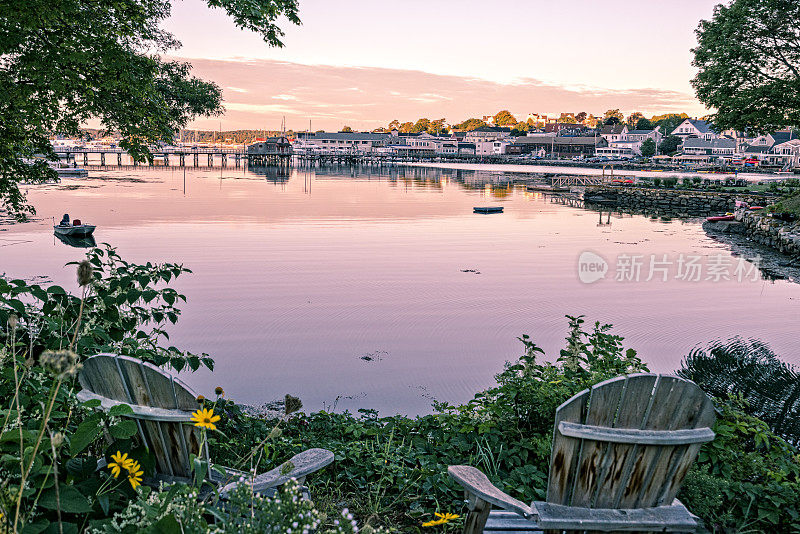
[651,113,690,135]
[604,109,624,121]
[575,111,588,122]
[604,116,622,126]
[692,0,800,133]
[635,118,654,130]
[453,118,487,131]
[0,0,299,219]
[341,126,353,132]
[659,135,682,155]
[626,112,645,127]
[640,138,656,157]
[493,110,517,126]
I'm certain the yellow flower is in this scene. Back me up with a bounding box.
[190,407,220,430]
[422,512,460,527]
[108,451,133,478]
[126,460,143,490]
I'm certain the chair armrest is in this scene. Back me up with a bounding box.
[219,448,334,496]
[448,465,537,520]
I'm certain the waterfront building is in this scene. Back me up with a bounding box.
[674,138,737,163]
[298,132,393,153]
[508,135,601,157]
[464,126,511,142]
[595,127,663,157]
[671,119,718,140]
[599,124,628,145]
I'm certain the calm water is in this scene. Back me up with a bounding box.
[2,165,798,415]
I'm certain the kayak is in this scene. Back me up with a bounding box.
[749,206,765,210]
[706,215,735,222]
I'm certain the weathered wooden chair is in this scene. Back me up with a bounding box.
[76,353,334,498]
[449,374,716,533]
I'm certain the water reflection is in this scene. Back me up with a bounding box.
[55,232,96,248]
[4,164,798,416]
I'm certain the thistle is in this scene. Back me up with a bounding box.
[284,394,303,416]
[76,260,93,286]
[39,349,82,378]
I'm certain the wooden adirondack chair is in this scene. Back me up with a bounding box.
[76,353,334,498]
[449,374,716,533]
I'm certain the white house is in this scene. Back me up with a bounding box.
[763,139,800,168]
[671,119,718,140]
[595,127,661,157]
[599,124,628,145]
[674,138,737,163]
[474,139,510,156]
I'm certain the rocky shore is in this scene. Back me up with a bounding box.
[735,209,800,257]
[702,211,800,282]
[583,186,777,216]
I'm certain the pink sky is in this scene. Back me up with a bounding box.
[162,0,722,130]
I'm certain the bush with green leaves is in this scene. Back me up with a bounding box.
[0,246,213,533]
[211,315,649,530]
[87,480,381,534]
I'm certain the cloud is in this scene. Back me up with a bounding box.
[181,57,705,130]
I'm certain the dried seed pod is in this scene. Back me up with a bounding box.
[284,394,303,416]
[77,260,93,287]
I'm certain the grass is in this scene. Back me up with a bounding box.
[769,192,800,216]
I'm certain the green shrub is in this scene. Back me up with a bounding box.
[212,315,648,530]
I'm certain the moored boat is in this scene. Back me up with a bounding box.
[54,224,96,237]
[473,206,504,214]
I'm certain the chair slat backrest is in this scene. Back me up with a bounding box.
[79,353,204,478]
[546,374,715,510]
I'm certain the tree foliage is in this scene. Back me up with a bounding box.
[651,113,690,135]
[0,0,299,219]
[679,337,800,445]
[604,109,624,122]
[452,118,487,131]
[626,112,645,128]
[493,110,517,126]
[635,118,654,130]
[692,0,800,133]
[341,125,353,133]
[659,135,682,154]
[640,138,656,157]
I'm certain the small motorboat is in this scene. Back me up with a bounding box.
[706,214,735,222]
[473,206,504,214]
[53,213,96,237]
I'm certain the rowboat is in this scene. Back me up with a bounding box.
[473,206,504,214]
[53,223,96,237]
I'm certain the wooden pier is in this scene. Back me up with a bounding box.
[53,141,293,169]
